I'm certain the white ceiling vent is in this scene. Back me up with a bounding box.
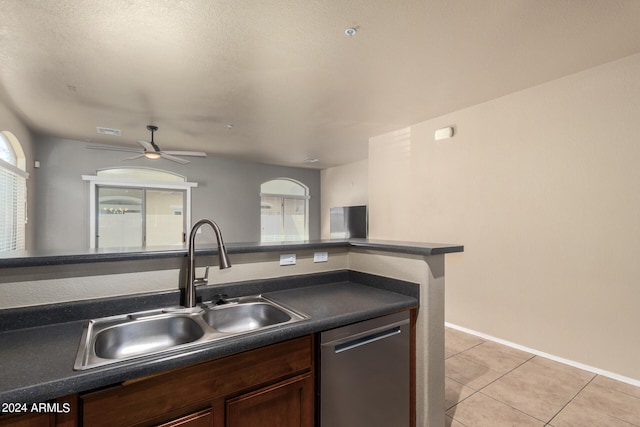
[96,127,122,136]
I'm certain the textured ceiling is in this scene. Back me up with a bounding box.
[1,0,640,168]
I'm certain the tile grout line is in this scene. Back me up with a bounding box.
[450,353,586,425]
[446,343,538,423]
[471,355,548,423]
[546,373,640,427]
[445,322,640,388]
[474,352,537,393]
[580,377,640,427]
[445,335,535,401]
[446,328,640,425]
[446,413,472,427]
[594,374,640,401]
[477,390,550,424]
[543,371,597,425]
[445,339,487,360]
[444,333,488,417]
[444,375,477,412]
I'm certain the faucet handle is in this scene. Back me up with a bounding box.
[213,294,230,305]
[193,266,209,287]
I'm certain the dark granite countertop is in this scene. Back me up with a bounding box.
[0,238,463,268]
[0,272,418,407]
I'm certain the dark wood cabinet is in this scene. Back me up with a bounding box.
[79,335,314,427]
[226,373,313,427]
[0,397,77,427]
[0,412,52,427]
[1,336,313,427]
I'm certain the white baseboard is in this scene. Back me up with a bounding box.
[445,322,640,388]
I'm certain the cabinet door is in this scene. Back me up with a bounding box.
[226,374,313,427]
[81,336,312,427]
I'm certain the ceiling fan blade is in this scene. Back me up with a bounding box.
[161,150,207,157]
[122,154,146,161]
[86,144,143,153]
[160,153,190,164]
[137,140,155,151]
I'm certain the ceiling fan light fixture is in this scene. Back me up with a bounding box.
[144,152,161,160]
[87,125,206,164]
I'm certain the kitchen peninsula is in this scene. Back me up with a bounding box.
[0,239,462,427]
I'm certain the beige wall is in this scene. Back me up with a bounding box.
[0,248,350,309]
[368,53,640,382]
[320,159,368,238]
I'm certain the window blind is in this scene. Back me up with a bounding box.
[0,159,28,252]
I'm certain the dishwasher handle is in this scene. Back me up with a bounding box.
[332,326,402,354]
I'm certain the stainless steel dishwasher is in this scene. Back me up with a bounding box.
[320,311,410,427]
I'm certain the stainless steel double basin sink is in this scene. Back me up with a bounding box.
[74,295,309,370]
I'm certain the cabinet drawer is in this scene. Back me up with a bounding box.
[81,336,313,427]
[0,412,51,427]
[155,409,213,427]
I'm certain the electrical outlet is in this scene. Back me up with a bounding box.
[313,251,329,263]
[279,254,296,266]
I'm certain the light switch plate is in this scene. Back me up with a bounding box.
[280,254,296,266]
[313,251,329,263]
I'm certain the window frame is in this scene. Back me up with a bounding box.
[260,178,310,242]
[0,131,28,252]
[83,170,197,249]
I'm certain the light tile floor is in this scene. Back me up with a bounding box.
[445,327,640,426]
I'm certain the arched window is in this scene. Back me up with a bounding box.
[260,178,309,242]
[0,131,28,252]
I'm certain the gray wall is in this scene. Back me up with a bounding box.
[33,136,320,251]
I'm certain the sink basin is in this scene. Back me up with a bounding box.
[74,295,309,370]
[202,302,293,333]
[94,316,205,359]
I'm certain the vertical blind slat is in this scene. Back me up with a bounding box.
[0,165,26,251]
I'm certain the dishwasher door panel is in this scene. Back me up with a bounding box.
[320,311,410,427]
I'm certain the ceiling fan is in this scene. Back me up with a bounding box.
[87,125,207,164]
